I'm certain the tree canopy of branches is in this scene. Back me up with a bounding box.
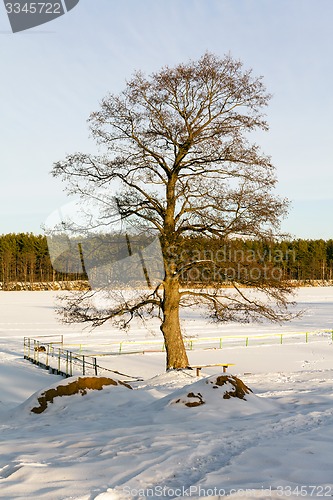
[52,52,294,370]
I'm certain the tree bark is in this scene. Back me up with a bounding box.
[160,274,189,369]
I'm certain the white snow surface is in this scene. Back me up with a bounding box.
[0,288,333,499]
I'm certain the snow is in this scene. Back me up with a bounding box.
[0,288,333,499]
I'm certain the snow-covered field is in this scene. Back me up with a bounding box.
[1,288,333,499]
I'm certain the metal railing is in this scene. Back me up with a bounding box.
[24,336,100,377]
[23,336,137,378]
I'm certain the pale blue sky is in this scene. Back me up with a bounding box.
[1,0,332,238]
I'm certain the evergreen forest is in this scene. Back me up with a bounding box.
[0,233,332,288]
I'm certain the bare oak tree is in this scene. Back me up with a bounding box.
[52,53,293,370]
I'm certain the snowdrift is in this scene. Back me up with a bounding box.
[16,376,133,415]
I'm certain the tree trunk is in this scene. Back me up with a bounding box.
[160,275,189,370]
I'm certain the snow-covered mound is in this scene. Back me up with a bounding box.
[19,376,132,415]
[152,373,277,414]
[170,374,252,407]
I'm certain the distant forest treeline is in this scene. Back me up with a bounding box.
[0,233,83,286]
[0,233,333,287]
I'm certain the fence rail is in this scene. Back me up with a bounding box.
[23,329,333,378]
[58,329,333,354]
